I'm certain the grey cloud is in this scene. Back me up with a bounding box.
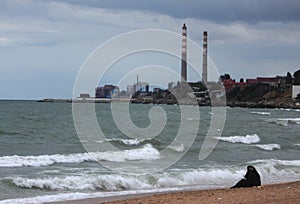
[52,0,300,23]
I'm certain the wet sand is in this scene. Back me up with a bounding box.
[49,181,300,204]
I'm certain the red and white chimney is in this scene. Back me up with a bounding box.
[202,31,208,84]
[181,23,187,83]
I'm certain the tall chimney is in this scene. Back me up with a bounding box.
[181,23,187,83]
[202,31,208,84]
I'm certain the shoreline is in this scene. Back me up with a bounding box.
[37,98,300,109]
[47,181,300,204]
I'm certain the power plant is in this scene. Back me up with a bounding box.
[92,24,210,103]
[180,23,208,85]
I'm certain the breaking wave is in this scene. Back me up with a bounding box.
[2,158,300,204]
[250,159,300,169]
[10,175,153,191]
[216,134,260,144]
[278,108,300,112]
[104,138,142,145]
[253,144,281,151]
[6,159,300,192]
[0,144,160,167]
[267,118,300,126]
[7,169,242,192]
[251,111,271,115]
[81,138,144,145]
[167,144,185,152]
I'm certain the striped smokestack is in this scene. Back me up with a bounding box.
[202,31,208,84]
[181,23,187,83]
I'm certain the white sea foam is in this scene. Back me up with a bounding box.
[0,192,104,204]
[216,134,260,144]
[157,169,243,189]
[0,144,160,167]
[251,111,271,115]
[167,144,185,152]
[11,175,153,191]
[278,108,291,111]
[267,118,300,126]
[107,138,141,145]
[253,144,281,151]
[295,144,300,146]
[10,159,300,192]
[250,159,300,168]
[0,188,178,204]
[83,138,143,145]
[8,168,243,192]
[277,108,300,112]
[3,159,300,204]
[247,159,300,184]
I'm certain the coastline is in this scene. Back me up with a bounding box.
[37,98,300,109]
[47,181,300,204]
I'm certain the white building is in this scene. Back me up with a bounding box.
[133,82,149,92]
[126,85,133,94]
[292,85,300,98]
[168,82,176,90]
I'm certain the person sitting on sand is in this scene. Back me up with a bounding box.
[231,165,261,188]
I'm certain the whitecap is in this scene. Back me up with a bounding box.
[215,134,260,144]
[167,144,185,152]
[267,118,300,126]
[3,159,300,204]
[117,138,141,145]
[0,144,160,167]
[250,159,300,167]
[11,174,152,191]
[251,111,271,115]
[253,144,281,151]
[90,138,142,145]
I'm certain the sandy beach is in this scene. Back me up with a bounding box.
[50,181,300,204]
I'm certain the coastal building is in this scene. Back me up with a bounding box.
[79,93,90,98]
[126,85,133,95]
[95,85,119,98]
[292,85,300,99]
[168,82,176,90]
[246,77,285,88]
[153,88,162,93]
[133,82,149,93]
[222,79,246,93]
[246,79,258,86]
[257,77,280,86]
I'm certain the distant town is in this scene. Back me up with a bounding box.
[39,69,300,109]
[39,23,300,109]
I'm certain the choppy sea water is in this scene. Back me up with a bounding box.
[0,101,299,203]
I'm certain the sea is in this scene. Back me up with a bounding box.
[0,100,299,203]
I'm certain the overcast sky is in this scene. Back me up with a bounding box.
[0,0,300,99]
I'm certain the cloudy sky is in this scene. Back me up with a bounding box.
[0,0,300,99]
